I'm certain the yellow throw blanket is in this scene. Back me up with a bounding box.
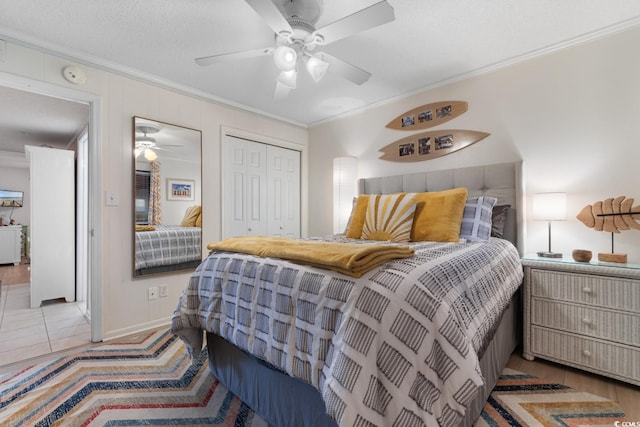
[135,225,156,232]
[207,236,414,278]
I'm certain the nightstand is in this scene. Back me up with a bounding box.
[522,256,640,386]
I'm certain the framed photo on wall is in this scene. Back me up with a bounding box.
[167,178,195,201]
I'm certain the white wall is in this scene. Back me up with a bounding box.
[309,25,640,264]
[0,40,308,339]
[160,157,201,225]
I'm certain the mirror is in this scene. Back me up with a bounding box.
[132,116,202,277]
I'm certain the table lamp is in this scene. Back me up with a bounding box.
[533,192,567,258]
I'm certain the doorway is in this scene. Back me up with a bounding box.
[0,73,102,366]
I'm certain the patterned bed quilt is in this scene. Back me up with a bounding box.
[171,235,524,426]
[135,225,201,271]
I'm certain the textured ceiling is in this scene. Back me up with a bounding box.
[0,0,640,130]
[0,85,89,155]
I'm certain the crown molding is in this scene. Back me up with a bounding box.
[0,29,308,130]
[309,15,640,127]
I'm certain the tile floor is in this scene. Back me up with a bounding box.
[0,283,91,366]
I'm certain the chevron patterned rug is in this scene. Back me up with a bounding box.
[0,329,626,426]
[474,368,626,426]
[0,329,268,426]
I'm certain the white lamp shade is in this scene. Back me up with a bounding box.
[305,54,329,83]
[144,148,158,162]
[274,81,291,100]
[273,45,297,71]
[533,192,567,220]
[277,70,297,89]
[333,156,358,234]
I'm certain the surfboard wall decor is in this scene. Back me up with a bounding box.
[378,129,490,163]
[385,100,468,131]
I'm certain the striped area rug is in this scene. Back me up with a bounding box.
[0,329,626,427]
[0,329,268,426]
[474,368,626,426]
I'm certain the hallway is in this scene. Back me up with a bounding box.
[0,263,90,366]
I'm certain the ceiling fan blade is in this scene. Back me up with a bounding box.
[320,53,371,85]
[245,0,293,35]
[315,1,394,45]
[195,47,274,66]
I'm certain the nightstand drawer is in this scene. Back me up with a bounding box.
[530,269,640,312]
[531,298,640,346]
[530,326,640,385]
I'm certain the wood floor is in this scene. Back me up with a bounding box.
[507,348,640,420]
[0,258,30,285]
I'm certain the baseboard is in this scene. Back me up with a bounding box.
[102,317,171,342]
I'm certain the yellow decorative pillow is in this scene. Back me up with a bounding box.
[180,205,201,227]
[345,194,370,238]
[195,212,202,227]
[361,193,417,242]
[411,187,468,242]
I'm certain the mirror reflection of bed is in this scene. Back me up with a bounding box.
[132,117,202,277]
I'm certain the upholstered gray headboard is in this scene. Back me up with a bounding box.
[358,162,523,253]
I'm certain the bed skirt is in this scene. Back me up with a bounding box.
[206,291,520,427]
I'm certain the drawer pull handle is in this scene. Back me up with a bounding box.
[582,287,592,294]
[582,349,592,357]
[582,317,592,326]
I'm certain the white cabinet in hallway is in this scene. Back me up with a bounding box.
[223,135,301,239]
[26,146,75,308]
[0,225,21,265]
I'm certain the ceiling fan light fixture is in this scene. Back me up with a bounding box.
[144,148,158,162]
[305,54,329,82]
[273,45,297,71]
[277,69,297,89]
[274,82,291,100]
[136,135,155,144]
[134,147,142,158]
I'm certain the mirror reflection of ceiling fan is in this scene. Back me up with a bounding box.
[195,0,395,98]
[135,123,182,161]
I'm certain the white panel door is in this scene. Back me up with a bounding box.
[26,146,75,308]
[222,135,267,238]
[246,142,267,235]
[267,145,300,238]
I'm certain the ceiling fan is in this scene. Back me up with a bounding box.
[195,0,395,98]
[135,123,181,161]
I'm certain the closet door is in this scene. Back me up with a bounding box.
[267,145,300,238]
[222,136,267,238]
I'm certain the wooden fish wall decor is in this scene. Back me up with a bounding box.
[576,196,640,233]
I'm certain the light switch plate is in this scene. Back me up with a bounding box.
[105,191,118,206]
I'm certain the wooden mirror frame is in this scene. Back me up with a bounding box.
[132,116,202,277]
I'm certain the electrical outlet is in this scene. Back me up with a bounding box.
[159,284,168,298]
[148,286,158,300]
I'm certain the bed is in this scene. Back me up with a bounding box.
[171,161,524,427]
[134,225,202,276]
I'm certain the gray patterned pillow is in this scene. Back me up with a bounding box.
[460,196,497,241]
[491,204,511,238]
